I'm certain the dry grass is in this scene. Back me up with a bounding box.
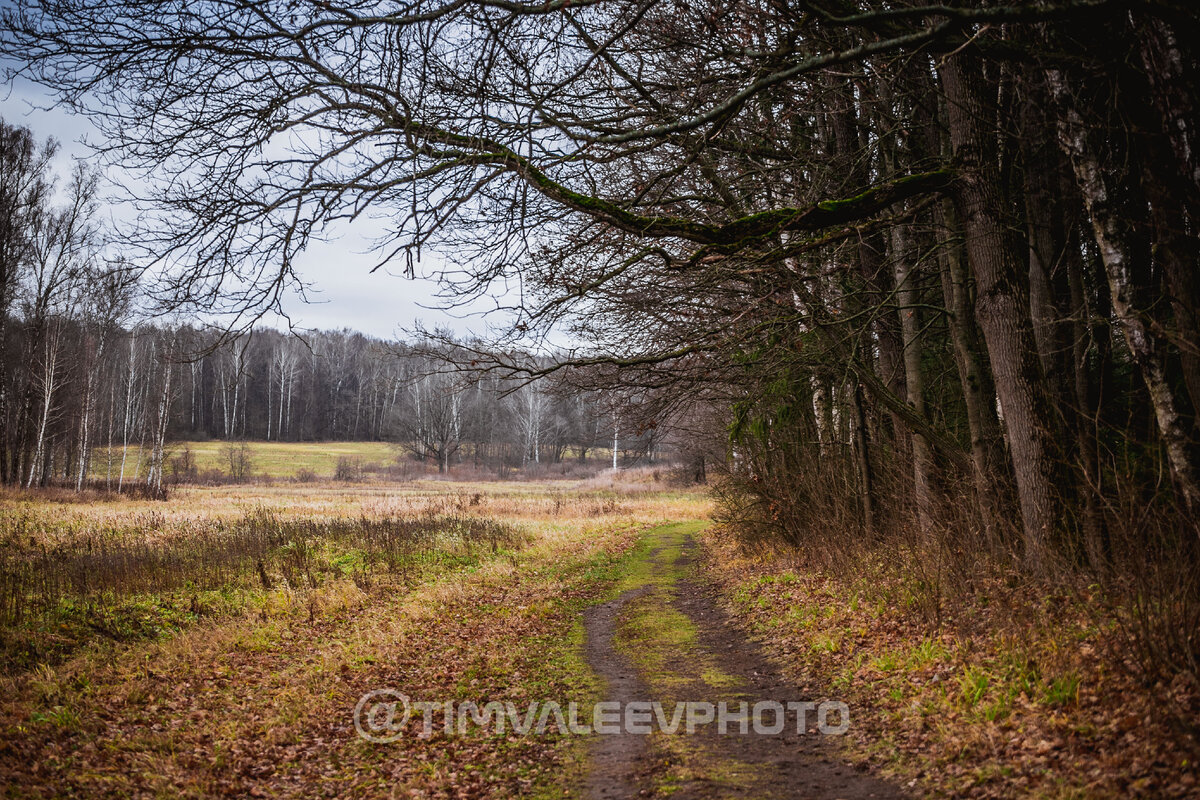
[0,479,707,667]
[90,440,659,484]
[1,477,708,530]
[700,527,1200,799]
[0,507,519,667]
[0,478,698,797]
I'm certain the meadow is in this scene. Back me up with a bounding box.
[0,471,709,797]
[0,470,1192,798]
[90,440,404,482]
[87,441,620,483]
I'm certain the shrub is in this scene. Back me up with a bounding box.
[168,447,198,484]
[221,441,254,483]
[333,457,362,482]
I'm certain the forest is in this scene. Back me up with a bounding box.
[1,0,1198,797]
[0,121,673,487]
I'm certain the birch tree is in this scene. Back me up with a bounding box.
[7,0,1199,566]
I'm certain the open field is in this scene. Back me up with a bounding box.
[88,441,624,482]
[90,441,402,481]
[0,478,712,798]
[0,479,1194,798]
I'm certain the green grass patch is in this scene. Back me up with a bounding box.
[1043,672,1080,707]
[905,638,948,669]
[958,665,990,706]
[92,440,400,480]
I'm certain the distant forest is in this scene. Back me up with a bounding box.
[1,314,663,490]
[0,117,681,491]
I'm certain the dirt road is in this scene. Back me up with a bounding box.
[582,522,901,799]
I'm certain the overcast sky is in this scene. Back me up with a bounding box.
[1,78,504,341]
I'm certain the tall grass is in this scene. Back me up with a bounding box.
[0,508,519,668]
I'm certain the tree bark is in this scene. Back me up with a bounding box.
[942,55,1064,570]
[935,200,1007,541]
[850,381,876,535]
[147,334,174,492]
[1051,71,1200,515]
[1066,217,1109,572]
[1048,68,1200,517]
[891,221,936,533]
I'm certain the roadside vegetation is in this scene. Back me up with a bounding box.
[2,470,1196,797]
[702,528,1198,798]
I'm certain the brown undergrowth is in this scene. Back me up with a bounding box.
[698,527,1200,799]
[0,523,643,798]
[0,482,708,798]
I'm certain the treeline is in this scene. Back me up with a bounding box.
[7,3,1200,566]
[500,4,1200,581]
[690,11,1200,581]
[0,117,666,487]
[1,311,661,489]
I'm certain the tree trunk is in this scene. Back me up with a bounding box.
[1066,220,1109,572]
[26,323,62,488]
[118,333,138,491]
[891,222,935,533]
[1138,129,1200,427]
[935,200,1007,542]
[858,230,910,481]
[1048,68,1200,518]
[612,409,619,470]
[1134,16,1200,206]
[75,329,108,491]
[850,382,875,535]
[1020,78,1074,418]
[147,337,174,492]
[942,55,1064,571]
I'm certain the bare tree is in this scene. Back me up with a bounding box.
[393,369,460,474]
[145,329,176,493]
[74,260,138,489]
[19,162,99,486]
[5,0,1199,568]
